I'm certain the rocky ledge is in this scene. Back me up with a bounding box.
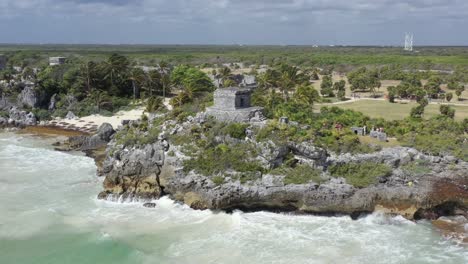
[0,106,37,128]
[96,117,468,222]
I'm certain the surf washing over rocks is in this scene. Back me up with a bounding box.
[0,132,467,264]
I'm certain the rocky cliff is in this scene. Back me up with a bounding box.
[97,117,468,220]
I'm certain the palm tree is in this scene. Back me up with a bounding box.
[103,54,129,91]
[90,90,109,112]
[129,68,145,100]
[158,61,171,75]
[78,61,98,95]
[218,66,233,87]
[144,70,162,97]
[257,70,278,91]
[277,65,304,101]
[160,73,172,98]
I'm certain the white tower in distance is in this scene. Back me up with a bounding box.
[404,33,413,52]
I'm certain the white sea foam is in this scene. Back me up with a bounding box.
[0,133,467,264]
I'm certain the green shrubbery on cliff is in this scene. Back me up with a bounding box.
[272,165,324,185]
[401,160,432,177]
[113,117,162,147]
[182,143,264,176]
[329,162,392,188]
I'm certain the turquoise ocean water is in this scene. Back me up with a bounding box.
[0,132,466,264]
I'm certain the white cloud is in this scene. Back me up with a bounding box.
[0,0,466,44]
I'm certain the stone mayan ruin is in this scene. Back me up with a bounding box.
[205,87,265,123]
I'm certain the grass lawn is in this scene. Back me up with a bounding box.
[358,136,401,148]
[318,99,468,121]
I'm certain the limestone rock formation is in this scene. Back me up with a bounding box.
[4,107,37,127]
[65,111,77,120]
[99,142,165,200]
[67,123,115,151]
[48,94,58,111]
[97,117,467,220]
[17,85,45,108]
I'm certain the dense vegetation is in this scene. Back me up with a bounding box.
[1,45,467,187]
[0,52,214,120]
[2,45,468,69]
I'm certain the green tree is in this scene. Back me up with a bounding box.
[347,67,380,96]
[218,66,233,87]
[144,69,162,97]
[277,64,305,101]
[446,92,453,102]
[424,80,441,99]
[295,85,319,105]
[103,53,130,95]
[129,68,145,100]
[320,75,334,97]
[157,61,172,98]
[90,90,109,112]
[440,105,455,119]
[171,65,214,100]
[387,86,396,103]
[333,80,346,99]
[78,61,98,95]
[410,105,425,119]
[257,69,278,91]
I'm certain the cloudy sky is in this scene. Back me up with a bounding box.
[0,0,467,45]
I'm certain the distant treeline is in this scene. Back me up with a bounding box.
[1,45,468,70]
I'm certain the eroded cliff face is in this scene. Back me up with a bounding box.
[98,143,165,200]
[162,157,467,219]
[97,117,468,220]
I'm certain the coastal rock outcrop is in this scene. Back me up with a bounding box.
[162,166,467,220]
[99,142,165,200]
[67,123,115,151]
[98,118,467,220]
[4,107,37,127]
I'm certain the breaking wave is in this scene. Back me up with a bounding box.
[0,132,466,264]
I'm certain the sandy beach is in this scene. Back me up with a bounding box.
[46,107,145,133]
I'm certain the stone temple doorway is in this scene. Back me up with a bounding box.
[240,98,246,108]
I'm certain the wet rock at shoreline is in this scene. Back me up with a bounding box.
[143,202,157,208]
[67,123,115,151]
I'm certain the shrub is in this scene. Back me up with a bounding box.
[113,120,161,147]
[224,123,249,139]
[329,162,392,188]
[401,160,431,176]
[236,172,261,184]
[272,165,324,185]
[212,176,225,186]
[410,105,425,119]
[146,96,163,113]
[0,110,9,118]
[182,143,264,176]
[316,130,377,154]
[32,109,52,121]
[52,108,68,118]
[439,105,455,119]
